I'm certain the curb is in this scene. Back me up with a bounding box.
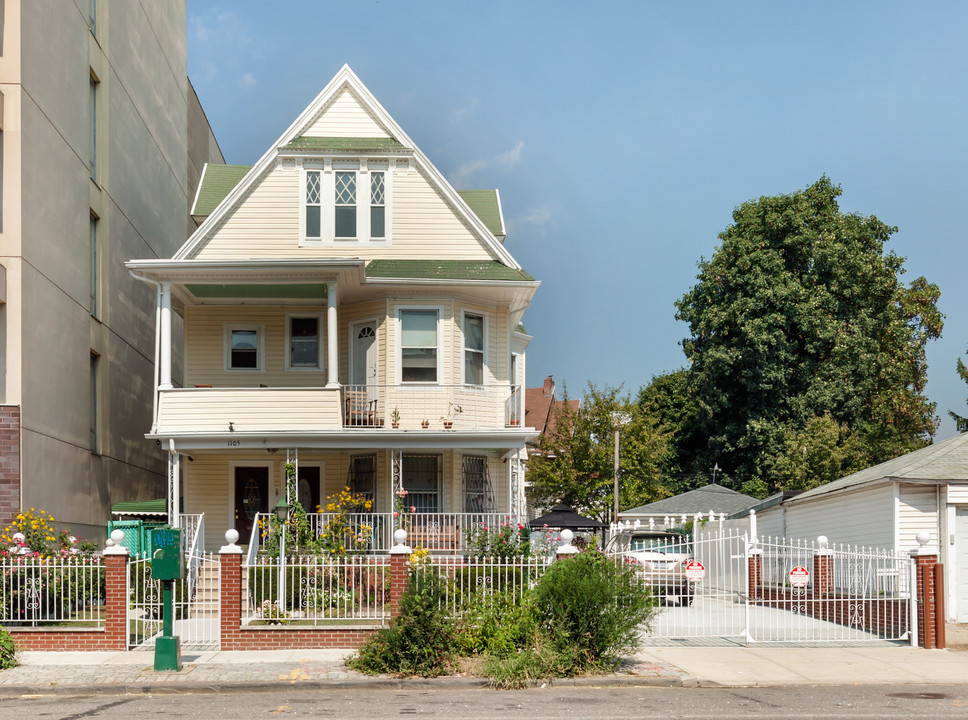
[0,673,684,697]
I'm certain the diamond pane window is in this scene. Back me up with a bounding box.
[305,171,321,238]
[335,171,357,238]
[371,172,385,239]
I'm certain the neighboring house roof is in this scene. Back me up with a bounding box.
[365,259,533,282]
[788,431,968,503]
[524,376,579,437]
[620,484,760,518]
[528,504,606,531]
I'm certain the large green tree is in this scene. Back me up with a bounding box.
[949,353,968,432]
[527,384,670,522]
[675,177,942,490]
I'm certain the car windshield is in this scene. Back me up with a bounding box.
[629,536,688,554]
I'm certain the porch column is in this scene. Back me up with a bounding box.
[159,282,172,389]
[509,451,522,522]
[168,450,180,528]
[326,282,338,388]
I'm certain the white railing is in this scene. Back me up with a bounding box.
[183,513,205,611]
[341,384,524,430]
[248,511,512,554]
[417,554,554,615]
[0,555,105,626]
[243,554,390,625]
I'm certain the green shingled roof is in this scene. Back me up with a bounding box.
[457,190,504,237]
[193,164,250,217]
[110,499,168,516]
[281,136,406,152]
[366,260,535,282]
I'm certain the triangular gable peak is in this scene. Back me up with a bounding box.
[175,65,519,268]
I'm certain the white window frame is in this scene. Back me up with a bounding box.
[224,324,265,372]
[460,309,488,387]
[285,312,325,372]
[395,305,443,385]
[300,160,392,246]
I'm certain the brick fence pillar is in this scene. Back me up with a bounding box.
[0,405,21,527]
[556,529,579,561]
[747,548,763,600]
[910,533,940,649]
[102,541,129,651]
[813,535,834,598]
[388,529,412,619]
[219,531,244,650]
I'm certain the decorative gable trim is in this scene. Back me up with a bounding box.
[174,65,520,268]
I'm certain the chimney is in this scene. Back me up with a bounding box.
[543,375,554,397]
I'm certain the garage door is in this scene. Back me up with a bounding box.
[957,507,968,622]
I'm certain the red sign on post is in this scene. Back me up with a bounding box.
[789,566,810,587]
[685,560,705,582]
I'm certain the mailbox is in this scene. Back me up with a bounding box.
[149,526,183,580]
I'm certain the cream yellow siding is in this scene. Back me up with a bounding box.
[156,388,341,434]
[192,165,496,262]
[948,486,968,504]
[303,87,390,138]
[185,306,328,387]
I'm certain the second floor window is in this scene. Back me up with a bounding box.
[463,312,485,385]
[334,171,357,239]
[226,326,263,371]
[400,309,439,383]
[302,165,391,244]
[288,315,320,369]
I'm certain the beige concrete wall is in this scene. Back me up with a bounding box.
[0,1,223,537]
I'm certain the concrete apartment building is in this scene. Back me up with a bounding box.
[0,1,223,536]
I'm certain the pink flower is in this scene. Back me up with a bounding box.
[410,506,416,513]
[393,512,399,518]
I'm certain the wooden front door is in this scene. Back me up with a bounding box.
[234,467,269,545]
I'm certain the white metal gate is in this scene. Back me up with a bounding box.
[617,529,914,647]
[128,552,220,650]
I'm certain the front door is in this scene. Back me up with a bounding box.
[234,467,269,545]
[351,320,378,399]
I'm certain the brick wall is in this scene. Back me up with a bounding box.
[0,406,21,527]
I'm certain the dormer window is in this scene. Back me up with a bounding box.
[302,162,391,245]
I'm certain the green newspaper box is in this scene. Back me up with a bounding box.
[148,526,183,580]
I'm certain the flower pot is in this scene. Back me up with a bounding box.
[443,421,454,430]
[391,422,399,429]
[509,419,520,427]
[421,421,430,429]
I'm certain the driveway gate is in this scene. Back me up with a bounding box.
[628,530,914,647]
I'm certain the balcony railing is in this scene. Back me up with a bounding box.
[341,384,522,430]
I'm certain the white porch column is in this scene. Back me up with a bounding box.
[167,450,180,528]
[326,282,339,388]
[159,282,172,389]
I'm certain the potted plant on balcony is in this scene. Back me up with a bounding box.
[441,403,463,430]
[390,407,401,429]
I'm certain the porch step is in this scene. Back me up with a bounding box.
[189,561,220,619]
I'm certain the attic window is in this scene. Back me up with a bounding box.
[301,163,391,245]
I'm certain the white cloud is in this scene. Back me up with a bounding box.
[447,141,525,185]
[241,72,256,88]
[511,205,553,239]
[450,99,480,124]
[496,141,525,168]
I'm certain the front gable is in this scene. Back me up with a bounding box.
[177,66,518,268]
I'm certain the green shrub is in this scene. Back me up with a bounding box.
[0,626,15,669]
[347,568,458,677]
[532,550,654,671]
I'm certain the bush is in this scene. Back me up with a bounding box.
[532,551,654,671]
[347,568,458,677]
[0,626,15,669]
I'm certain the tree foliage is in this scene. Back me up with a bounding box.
[771,415,868,492]
[949,354,968,433]
[527,384,669,521]
[675,177,942,491]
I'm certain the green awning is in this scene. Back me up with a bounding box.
[110,499,168,517]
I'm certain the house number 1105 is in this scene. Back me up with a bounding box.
[227,440,240,447]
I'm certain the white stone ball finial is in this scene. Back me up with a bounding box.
[393,528,408,546]
[916,531,930,547]
[111,529,124,545]
[225,529,240,545]
[817,535,828,548]
[560,528,574,544]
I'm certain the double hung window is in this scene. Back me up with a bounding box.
[225,325,264,371]
[287,314,321,370]
[463,312,485,385]
[461,456,493,513]
[399,309,439,383]
[403,455,440,513]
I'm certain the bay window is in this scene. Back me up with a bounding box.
[399,308,440,383]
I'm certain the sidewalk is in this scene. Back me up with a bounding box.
[0,644,966,695]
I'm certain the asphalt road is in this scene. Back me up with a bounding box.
[3,685,967,719]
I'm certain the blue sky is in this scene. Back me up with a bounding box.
[188,1,968,439]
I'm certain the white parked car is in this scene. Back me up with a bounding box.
[606,529,694,606]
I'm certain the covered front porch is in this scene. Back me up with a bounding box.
[168,444,528,553]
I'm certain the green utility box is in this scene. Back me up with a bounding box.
[148,526,183,580]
